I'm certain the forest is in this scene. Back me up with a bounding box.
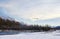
[0,17,56,32]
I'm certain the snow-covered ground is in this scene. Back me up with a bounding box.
[0,30,60,39]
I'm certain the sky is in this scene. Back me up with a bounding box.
[0,0,60,26]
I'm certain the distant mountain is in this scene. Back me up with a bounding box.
[54,26,60,29]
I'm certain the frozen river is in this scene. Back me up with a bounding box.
[0,30,60,39]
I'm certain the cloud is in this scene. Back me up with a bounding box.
[0,0,60,21]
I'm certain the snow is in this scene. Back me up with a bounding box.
[0,30,60,39]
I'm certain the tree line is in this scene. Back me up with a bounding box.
[0,17,22,30]
[0,17,55,31]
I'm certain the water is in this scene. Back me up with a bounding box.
[0,30,60,39]
[0,30,20,35]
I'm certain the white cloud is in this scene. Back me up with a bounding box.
[0,0,60,21]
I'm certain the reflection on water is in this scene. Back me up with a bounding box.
[0,30,20,35]
[0,30,60,35]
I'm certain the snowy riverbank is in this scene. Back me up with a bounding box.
[0,30,60,39]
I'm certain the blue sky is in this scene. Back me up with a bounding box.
[0,0,60,26]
